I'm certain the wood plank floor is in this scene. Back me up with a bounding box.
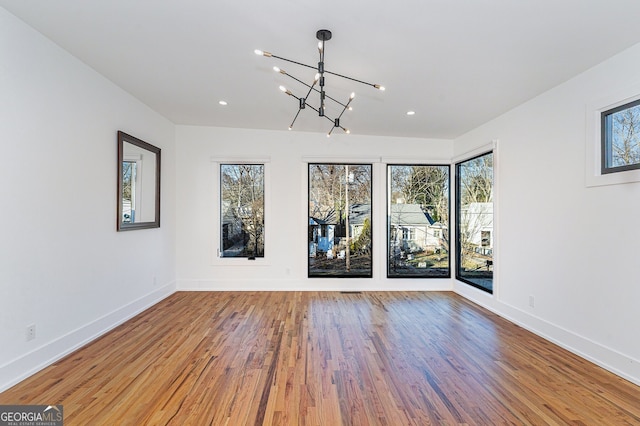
[1,291,639,425]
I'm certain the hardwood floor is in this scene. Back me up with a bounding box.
[1,291,639,425]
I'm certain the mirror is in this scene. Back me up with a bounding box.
[117,131,161,231]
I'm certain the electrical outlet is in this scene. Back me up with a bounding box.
[26,324,36,341]
[529,295,535,308]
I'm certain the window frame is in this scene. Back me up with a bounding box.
[585,87,640,187]
[307,162,373,279]
[601,98,640,175]
[455,151,494,294]
[386,163,451,279]
[212,157,270,265]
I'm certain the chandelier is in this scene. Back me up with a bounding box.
[255,29,385,136]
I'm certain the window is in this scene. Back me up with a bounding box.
[456,152,493,293]
[387,164,450,278]
[220,164,264,258]
[308,163,372,278]
[601,99,640,174]
[121,160,137,223]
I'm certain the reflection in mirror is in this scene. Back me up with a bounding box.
[117,131,161,231]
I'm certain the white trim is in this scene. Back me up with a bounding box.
[177,278,452,292]
[381,156,451,165]
[302,156,382,164]
[211,156,271,164]
[585,84,640,187]
[452,141,495,164]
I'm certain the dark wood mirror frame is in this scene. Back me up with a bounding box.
[117,131,161,231]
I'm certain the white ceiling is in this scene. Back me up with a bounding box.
[3,0,640,139]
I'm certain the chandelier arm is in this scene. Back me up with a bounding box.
[302,78,318,102]
[322,69,380,89]
[266,54,382,90]
[282,72,349,108]
[310,87,347,108]
[270,54,317,72]
[289,108,302,130]
[327,123,350,136]
[286,99,338,131]
[298,99,342,136]
[336,97,353,121]
[305,101,338,125]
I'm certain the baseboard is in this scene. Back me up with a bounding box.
[177,278,453,292]
[453,284,640,387]
[0,282,176,392]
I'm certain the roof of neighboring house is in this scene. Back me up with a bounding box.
[309,217,331,226]
[349,203,372,225]
[310,203,442,227]
[390,204,434,226]
[309,208,338,225]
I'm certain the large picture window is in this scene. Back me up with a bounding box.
[220,164,265,258]
[601,99,640,174]
[455,152,493,293]
[387,165,450,278]
[308,163,372,278]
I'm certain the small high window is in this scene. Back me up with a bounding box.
[601,99,640,174]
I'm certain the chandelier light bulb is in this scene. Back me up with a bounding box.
[279,85,287,92]
[374,84,385,91]
[350,92,355,99]
[254,49,263,55]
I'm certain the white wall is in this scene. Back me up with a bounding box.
[0,8,176,391]
[453,43,640,385]
[176,126,453,291]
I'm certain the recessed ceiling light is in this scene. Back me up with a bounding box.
[219,100,228,106]
[406,111,415,116]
